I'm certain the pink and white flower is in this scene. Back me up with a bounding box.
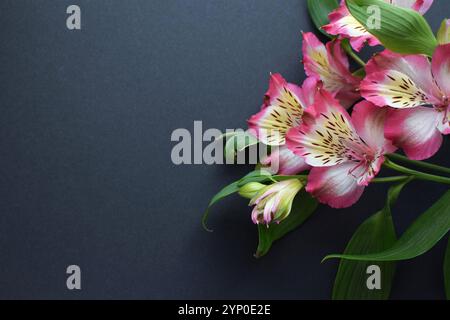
[286,89,396,208]
[302,32,361,108]
[248,74,319,174]
[361,44,450,160]
[323,0,433,51]
[248,179,303,225]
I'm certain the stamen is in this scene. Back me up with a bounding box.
[442,102,449,125]
[348,161,365,178]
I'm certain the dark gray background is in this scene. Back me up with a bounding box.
[0,0,449,299]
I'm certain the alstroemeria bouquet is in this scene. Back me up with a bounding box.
[203,0,450,299]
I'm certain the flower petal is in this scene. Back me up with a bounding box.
[248,74,306,145]
[250,179,303,225]
[302,33,360,107]
[385,107,443,160]
[361,70,434,109]
[306,163,366,209]
[352,101,397,153]
[432,44,450,97]
[300,76,320,109]
[287,89,363,167]
[436,105,450,135]
[322,2,380,51]
[302,32,331,80]
[365,50,440,100]
[261,146,310,175]
[409,0,433,14]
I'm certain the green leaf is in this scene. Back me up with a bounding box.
[255,191,318,258]
[346,0,437,56]
[307,0,339,37]
[202,181,240,232]
[325,189,450,262]
[223,131,259,161]
[444,237,450,300]
[237,169,273,187]
[332,179,410,300]
[201,170,266,231]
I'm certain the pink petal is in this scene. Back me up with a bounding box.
[352,101,397,153]
[302,32,329,81]
[361,70,438,109]
[335,90,362,110]
[365,50,440,100]
[410,0,433,14]
[322,1,380,52]
[306,163,366,209]
[432,44,450,97]
[383,0,433,13]
[248,73,306,145]
[326,40,362,104]
[302,32,360,107]
[436,107,450,135]
[286,89,360,167]
[263,73,306,108]
[385,107,443,160]
[300,77,320,109]
[328,38,350,72]
[261,146,310,175]
[349,34,381,52]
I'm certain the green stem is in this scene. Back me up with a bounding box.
[343,45,366,67]
[372,176,410,184]
[383,159,450,185]
[387,153,450,176]
[273,175,308,184]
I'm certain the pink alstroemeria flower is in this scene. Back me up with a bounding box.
[286,90,396,208]
[323,0,433,52]
[302,32,361,108]
[248,73,319,175]
[361,44,450,160]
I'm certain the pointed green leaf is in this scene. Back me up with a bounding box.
[332,179,410,300]
[202,181,240,232]
[346,0,437,56]
[325,190,450,262]
[255,191,318,258]
[223,131,259,160]
[307,0,339,37]
[201,170,268,231]
[444,237,450,300]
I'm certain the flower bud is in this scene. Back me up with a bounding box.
[238,182,266,199]
[437,19,450,45]
[249,179,303,225]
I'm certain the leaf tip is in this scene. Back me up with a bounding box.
[321,255,338,263]
[201,210,214,233]
[203,225,214,233]
[254,250,266,259]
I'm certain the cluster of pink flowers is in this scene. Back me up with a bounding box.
[246,0,449,222]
